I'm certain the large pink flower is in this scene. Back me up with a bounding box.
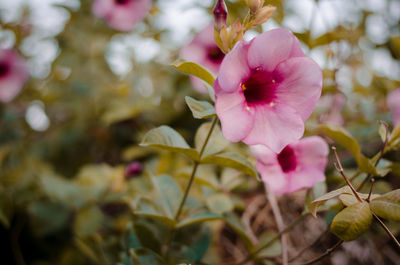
[92,0,152,31]
[214,28,322,153]
[180,24,225,93]
[252,136,328,195]
[0,49,29,103]
[387,88,400,126]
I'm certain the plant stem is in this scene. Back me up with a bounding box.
[372,212,400,249]
[297,240,343,265]
[265,184,288,265]
[332,147,362,202]
[237,213,308,265]
[173,116,218,221]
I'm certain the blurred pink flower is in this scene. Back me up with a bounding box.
[0,49,29,103]
[252,136,328,195]
[387,88,400,126]
[319,93,346,125]
[180,24,225,93]
[214,28,322,153]
[92,0,152,31]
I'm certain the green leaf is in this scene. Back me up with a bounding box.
[370,189,400,221]
[330,201,372,241]
[172,59,215,87]
[201,152,257,178]
[206,193,234,214]
[152,175,183,219]
[339,193,380,207]
[389,124,400,148]
[29,201,69,236]
[309,186,352,217]
[74,206,104,237]
[39,174,82,208]
[318,124,377,174]
[0,187,12,228]
[185,96,216,119]
[195,122,229,157]
[140,126,199,161]
[131,248,165,265]
[135,197,176,227]
[177,212,222,228]
[256,232,282,258]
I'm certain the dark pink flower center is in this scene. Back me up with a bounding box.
[115,0,130,5]
[0,61,10,78]
[242,69,277,106]
[277,146,297,173]
[207,46,224,64]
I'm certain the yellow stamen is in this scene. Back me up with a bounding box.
[241,83,247,91]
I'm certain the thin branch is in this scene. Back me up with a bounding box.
[289,230,329,262]
[265,184,288,265]
[332,147,362,202]
[372,212,400,249]
[366,178,375,202]
[295,240,343,265]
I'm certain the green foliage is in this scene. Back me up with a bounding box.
[201,152,257,178]
[318,124,377,174]
[185,96,216,119]
[308,186,352,217]
[330,201,372,241]
[0,187,13,228]
[194,122,228,157]
[74,206,104,237]
[172,59,216,87]
[151,175,183,219]
[140,126,199,161]
[370,189,400,221]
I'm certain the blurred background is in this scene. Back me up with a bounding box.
[0,0,399,264]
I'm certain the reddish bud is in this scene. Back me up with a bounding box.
[213,0,227,30]
[125,161,143,179]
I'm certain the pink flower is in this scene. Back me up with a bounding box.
[92,0,152,31]
[252,136,328,195]
[125,161,143,179]
[180,24,225,93]
[387,88,400,126]
[0,49,29,103]
[214,28,322,153]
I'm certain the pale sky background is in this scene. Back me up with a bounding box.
[0,0,399,130]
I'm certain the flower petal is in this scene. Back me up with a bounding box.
[215,41,250,93]
[286,166,325,194]
[242,103,304,153]
[293,136,328,171]
[247,28,303,72]
[250,144,277,165]
[274,57,322,120]
[256,161,288,195]
[215,81,254,142]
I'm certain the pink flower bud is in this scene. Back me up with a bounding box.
[125,161,143,179]
[213,0,228,30]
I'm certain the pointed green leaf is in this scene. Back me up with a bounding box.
[339,193,380,207]
[370,189,400,221]
[177,212,222,228]
[185,96,216,119]
[309,186,352,217]
[152,175,183,219]
[201,152,257,178]
[140,126,199,161]
[318,124,377,174]
[135,197,176,227]
[330,201,372,241]
[172,59,215,87]
[206,193,234,214]
[256,232,282,258]
[74,206,104,237]
[131,248,165,265]
[195,122,229,157]
[389,124,400,148]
